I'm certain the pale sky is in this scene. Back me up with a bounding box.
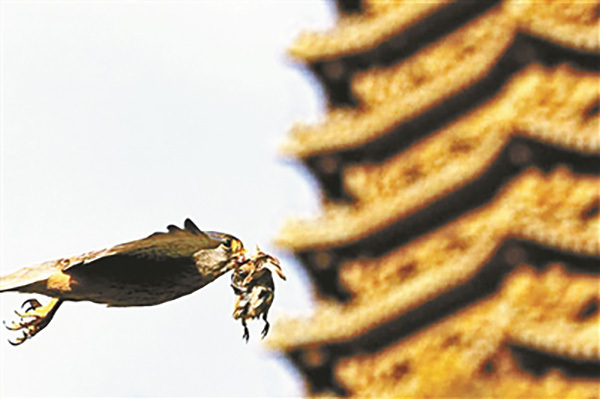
[0,1,334,396]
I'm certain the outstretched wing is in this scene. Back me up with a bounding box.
[79,218,220,265]
[0,260,65,292]
[0,219,218,293]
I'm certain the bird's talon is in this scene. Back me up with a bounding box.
[22,298,41,306]
[5,298,61,344]
[5,320,40,343]
[8,331,27,346]
[21,299,41,312]
[3,320,18,331]
[5,322,22,331]
[14,310,41,320]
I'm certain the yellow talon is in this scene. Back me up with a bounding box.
[3,320,24,331]
[8,332,25,346]
[3,298,63,344]
[14,310,41,320]
[22,298,42,313]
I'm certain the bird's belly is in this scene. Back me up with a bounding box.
[64,260,213,307]
[68,280,205,307]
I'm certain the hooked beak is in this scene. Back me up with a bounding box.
[232,239,245,255]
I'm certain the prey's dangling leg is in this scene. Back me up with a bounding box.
[4,297,63,345]
[261,311,270,339]
[241,318,250,343]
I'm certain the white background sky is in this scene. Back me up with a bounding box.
[0,1,335,396]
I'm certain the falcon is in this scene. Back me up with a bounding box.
[0,219,246,345]
[231,247,286,342]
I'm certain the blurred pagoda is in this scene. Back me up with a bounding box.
[271,1,599,397]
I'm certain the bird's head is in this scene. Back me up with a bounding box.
[254,246,286,281]
[206,232,246,261]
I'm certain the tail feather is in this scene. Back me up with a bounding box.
[0,261,59,293]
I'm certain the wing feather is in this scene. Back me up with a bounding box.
[0,258,82,292]
[0,220,219,292]
[117,219,218,258]
[184,218,203,235]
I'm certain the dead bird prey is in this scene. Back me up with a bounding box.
[1,219,246,345]
[231,247,286,342]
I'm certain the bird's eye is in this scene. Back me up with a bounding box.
[222,236,242,253]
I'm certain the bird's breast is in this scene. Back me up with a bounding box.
[64,257,215,307]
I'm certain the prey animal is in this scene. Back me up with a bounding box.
[231,247,286,342]
[0,219,246,345]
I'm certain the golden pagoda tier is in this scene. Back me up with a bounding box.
[273,0,599,396]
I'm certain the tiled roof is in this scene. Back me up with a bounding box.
[289,1,451,61]
[335,266,598,398]
[274,0,599,396]
[283,3,598,156]
[277,67,598,250]
[289,1,598,62]
[270,169,598,347]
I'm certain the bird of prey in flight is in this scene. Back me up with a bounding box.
[1,219,246,345]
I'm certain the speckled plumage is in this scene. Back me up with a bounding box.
[231,248,286,342]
